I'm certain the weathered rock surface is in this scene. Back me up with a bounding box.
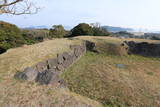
[57,64,64,71]
[123,41,160,57]
[63,59,72,68]
[57,53,64,64]
[62,52,70,60]
[15,40,97,85]
[36,61,48,72]
[74,46,81,57]
[36,69,60,85]
[15,67,38,81]
[85,40,96,51]
[47,58,58,69]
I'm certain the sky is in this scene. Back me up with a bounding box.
[1,0,160,31]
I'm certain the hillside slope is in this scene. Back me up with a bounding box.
[0,36,160,107]
[0,38,103,107]
[62,36,160,107]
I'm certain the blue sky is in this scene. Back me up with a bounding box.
[0,0,160,31]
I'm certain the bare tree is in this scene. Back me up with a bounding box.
[90,22,101,28]
[0,0,40,15]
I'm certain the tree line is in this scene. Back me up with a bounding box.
[49,23,110,38]
[0,21,110,54]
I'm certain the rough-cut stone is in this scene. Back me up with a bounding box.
[49,73,61,85]
[57,53,64,64]
[85,40,96,51]
[74,46,82,57]
[62,59,72,68]
[57,64,64,71]
[15,40,98,85]
[62,52,70,60]
[36,69,60,85]
[69,50,77,61]
[15,67,38,81]
[70,45,80,50]
[47,58,58,69]
[68,54,74,63]
[58,79,67,88]
[124,41,160,57]
[36,61,48,72]
[81,45,86,53]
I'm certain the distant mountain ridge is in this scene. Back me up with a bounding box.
[23,25,49,29]
[102,26,134,32]
[23,25,72,30]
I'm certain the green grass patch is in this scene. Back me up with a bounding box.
[146,72,154,76]
[62,51,160,107]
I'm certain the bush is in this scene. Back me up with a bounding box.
[0,21,52,54]
[0,47,6,54]
[68,23,110,37]
[22,29,49,44]
[49,25,67,38]
[69,23,94,37]
[0,21,25,53]
[93,27,110,36]
[21,30,37,45]
[150,36,160,40]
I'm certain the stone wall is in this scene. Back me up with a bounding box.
[15,40,96,85]
[15,40,160,86]
[122,41,160,57]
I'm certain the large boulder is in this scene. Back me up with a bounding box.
[56,64,64,71]
[36,69,60,85]
[85,40,96,51]
[15,67,38,81]
[68,50,77,62]
[57,53,64,64]
[74,46,82,57]
[123,41,160,57]
[62,58,73,68]
[36,61,48,72]
[62,52,70,60]
[47,58,58,69]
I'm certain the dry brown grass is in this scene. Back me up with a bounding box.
[1,36,160,107]
[62,36,160,107]
[0,38,103,107]
[0,38,80,74]
[62,51,160,107]
[76,36,160,44]
[96,42,128,56]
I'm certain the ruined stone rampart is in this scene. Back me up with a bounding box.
[15,40,96,85]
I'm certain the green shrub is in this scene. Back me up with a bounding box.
[22,29,50,43]
[93,27,110,36]
[69,23,94,37]
[49,25,67,38]
[68,23,110,37]
[0,21,51,54]
[0,21,25,52]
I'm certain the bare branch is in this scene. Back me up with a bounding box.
[0,0,40,15]
[0,0,22,8]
